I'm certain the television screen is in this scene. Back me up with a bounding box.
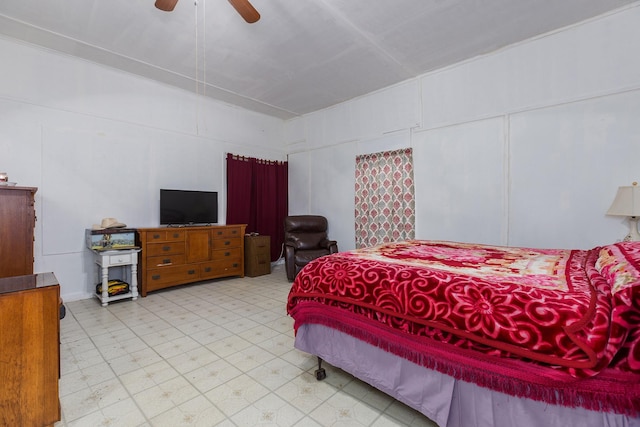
[160,189,218,226]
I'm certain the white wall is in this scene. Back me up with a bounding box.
[285,4,640,252]
[3,4,640,301]
[0,37,285,301]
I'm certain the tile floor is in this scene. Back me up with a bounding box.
[56,263,438,427]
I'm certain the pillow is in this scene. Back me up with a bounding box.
[595,242,640,294]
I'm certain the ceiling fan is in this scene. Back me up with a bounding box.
[154,0,260,23]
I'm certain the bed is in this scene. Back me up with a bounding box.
[286,240,640,426]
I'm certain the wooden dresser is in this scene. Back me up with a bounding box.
[137,224,246,296]
[244,234,271,277]
[0,186,37,278]
[0,272,61,427]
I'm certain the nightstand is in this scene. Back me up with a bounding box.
[244,235,271,277]
[91,248,141,306]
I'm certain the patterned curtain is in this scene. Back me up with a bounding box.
[355,148,415,248]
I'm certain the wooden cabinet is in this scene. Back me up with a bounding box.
[0,272,60,427]
[137,225,246,296]
[244,235,271,277]
[0,186,37,278]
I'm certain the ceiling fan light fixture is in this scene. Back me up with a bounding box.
[228,0,260,23]
[155,0,179,12]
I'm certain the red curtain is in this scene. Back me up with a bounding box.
[226,153,288,261]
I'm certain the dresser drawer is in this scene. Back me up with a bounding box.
[147,254,186,268]
[144,230,185,243]
[199,262,217,278]
[245,254,270,277]
[146,242,185,257]
[211,247,243,262]
[211,236,242,250]
[250,249,270,263]
[213,257,244,276]
[146,265,199,288]
[211,227,243,240]
[106,252,136,267]
[245,235,270,251]
[198,262,235,278]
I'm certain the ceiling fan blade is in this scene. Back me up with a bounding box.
[155,0,178,12]
[228,0,260,23]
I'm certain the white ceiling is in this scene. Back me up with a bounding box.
[0,0,636,119]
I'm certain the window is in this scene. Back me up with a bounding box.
[355,148,415,248]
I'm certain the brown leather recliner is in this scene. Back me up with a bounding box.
[284,215,338,281]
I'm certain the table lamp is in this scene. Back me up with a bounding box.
[607,182,640,241]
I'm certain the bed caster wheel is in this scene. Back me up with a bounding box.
[315,357,327,380]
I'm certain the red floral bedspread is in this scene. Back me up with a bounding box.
[287,240,640,379]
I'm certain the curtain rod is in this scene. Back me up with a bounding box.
[226,153,287,165]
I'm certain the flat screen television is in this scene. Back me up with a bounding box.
[160,189,218,226]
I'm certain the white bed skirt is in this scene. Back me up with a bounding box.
[294,323,640,427]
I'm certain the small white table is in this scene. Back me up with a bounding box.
[91,248,141,307]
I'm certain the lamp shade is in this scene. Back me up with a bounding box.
[607,183,640,217]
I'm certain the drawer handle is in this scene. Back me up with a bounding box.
[231,230,238,234]
[204,267,211,272]
[173,233,180,238]
[153,234,161,239]
[224,241,231,245]
[232,263,239,267]
[216,231,223,235]
[224,252,230,257]
[163,259,171,264]
[152,274,161,280]
[162,246,171,251]
[188,269,196,275]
